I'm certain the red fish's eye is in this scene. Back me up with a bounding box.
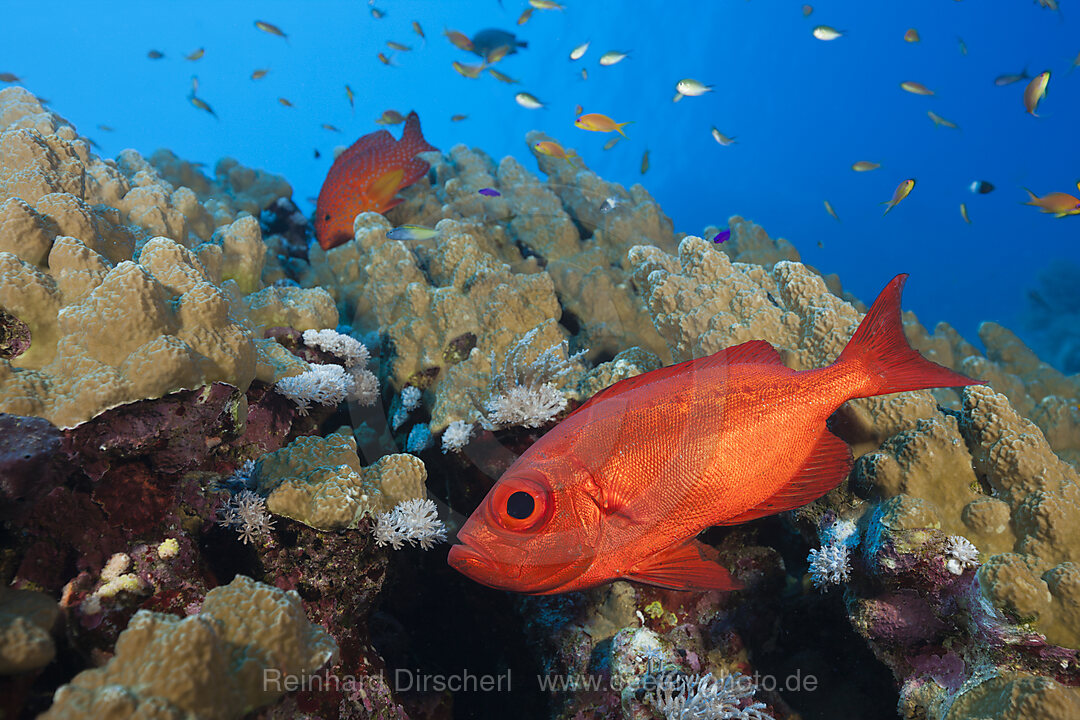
[506,491,534,519]
[490,475,552,532]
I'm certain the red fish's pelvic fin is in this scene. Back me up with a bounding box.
[836,274,984,396]
[624,540,744,591]
[717,430,853,525]
[368,168,405,207]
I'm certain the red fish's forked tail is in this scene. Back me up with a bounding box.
[836,274,985,396]
[401,111,439,155]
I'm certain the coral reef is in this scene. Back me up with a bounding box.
[41,575,337,720]
[0,86,337,428]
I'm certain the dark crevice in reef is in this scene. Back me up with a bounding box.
[372,544,548,720]
[730,517,899,720]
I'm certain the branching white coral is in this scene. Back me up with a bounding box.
[348,365,379,406]
[217,490,275,545]
[373,498,447,550]
[401,385,421,411]
[652,672,774,720]
[275,364,353,413]
[808,544,851,588]
[484,383,568,428]
[301,328,370,368]
[480,327,586,429]
[944,534,979,575]
[441,420,475,453]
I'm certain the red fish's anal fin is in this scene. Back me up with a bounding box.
[624,540,744,591]
[368,168,405,208]
[717,429,853,525]
[837,274,984,395]
[568,340,788,419]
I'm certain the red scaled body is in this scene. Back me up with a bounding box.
[314,111,437,250]
[448,275,983,594]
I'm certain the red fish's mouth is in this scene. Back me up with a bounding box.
[447,543,494,579]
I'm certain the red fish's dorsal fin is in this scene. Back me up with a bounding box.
[345,129,396,159]
[368,168,405,207]
[568,340,787,419]
[716,430,853,525]
[624,539,744,591]
[401,111,439,155]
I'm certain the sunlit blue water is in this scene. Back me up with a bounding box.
[5,0,1078,358]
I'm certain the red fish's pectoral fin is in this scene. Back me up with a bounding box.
[624,540,744,591]
[717,430,853,526]
[368,168,405,209]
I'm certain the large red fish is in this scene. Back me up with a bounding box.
[314,111,437,250]
[448,275,984,594]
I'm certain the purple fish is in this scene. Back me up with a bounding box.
[478,188,501,197]
[712,229,731,244]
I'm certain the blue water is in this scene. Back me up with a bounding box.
[5,0,1078,355]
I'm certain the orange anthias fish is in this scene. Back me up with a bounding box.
[314,111,438,250]
[448,275,983,594]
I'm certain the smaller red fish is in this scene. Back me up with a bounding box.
[315,111,438,250]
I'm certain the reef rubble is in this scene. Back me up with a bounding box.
[1,85,1079,720]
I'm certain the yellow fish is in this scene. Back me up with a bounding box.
[387,41,412,52]
[254,21,287,39]
[534,140,581,166]
[321,123,341,132]
[882,178,916,215]
[377,52,394,66]
[518,8,534,25]
[603,137,620,150]
[570,42,589,61]
[445,29,474,52]
[852,161,880,172]
[189,95,217,118]
[376,110,406,125]
[278,97,294,108]
[900,81,934,95]
[904,28,920,42]
[1023,187,1080,217]
[927,111,958,128]
[1024,71,1050,115]
[824,200,840,222]
[488,68,520,84]
[960,203,971,224]
[251,69,269,80]
[412,21,425,39]
[529,0,565,9]
[451,114,468,122]
[453,61,486,79]
[185,48,205,61]
[575,112,632,136]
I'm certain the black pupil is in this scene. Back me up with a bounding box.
[506,491,535,520]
